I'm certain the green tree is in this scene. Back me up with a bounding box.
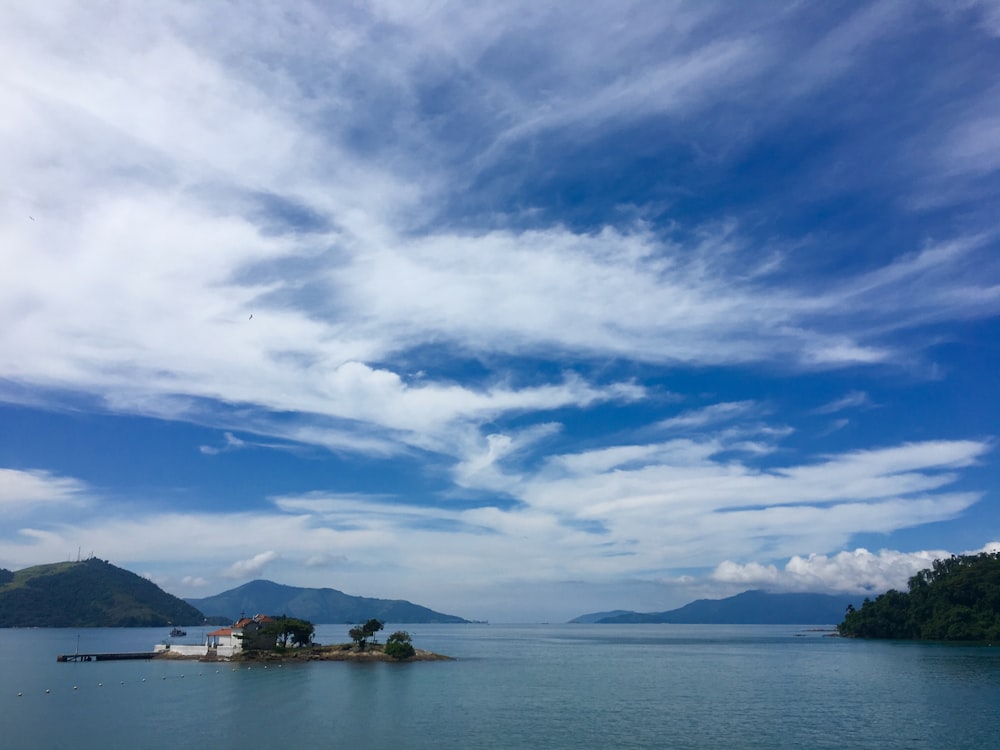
[349,625,367,650]
[363,618,384,644]
[251,616,315,650]
[278,617,315,648]
[384,630,416,659]
[348,618,385,650]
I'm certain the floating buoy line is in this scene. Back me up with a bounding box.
[12,661,286,699]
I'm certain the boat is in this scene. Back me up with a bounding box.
[169,627,187,637]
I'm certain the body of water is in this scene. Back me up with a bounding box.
[1,623,998,749]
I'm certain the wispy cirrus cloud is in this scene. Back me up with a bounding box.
[0,469,90,516]
[199,432,248,456]
[1,2,998,621]
[814,391,871,415]
[199,431,305,456]
[656,401,760,431]
[2,4,998,463]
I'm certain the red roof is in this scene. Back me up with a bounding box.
[207,628,232,637]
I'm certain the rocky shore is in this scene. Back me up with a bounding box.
[157,643,452,663]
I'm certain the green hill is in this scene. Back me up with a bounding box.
[0,558,205,627]
[187,579,469,624]
[838,551,1000,641]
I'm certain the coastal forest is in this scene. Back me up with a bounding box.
[838,552,1000,641]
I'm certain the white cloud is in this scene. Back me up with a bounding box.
[224,550,280,579]
[712,542,1000,594]
[814,391,871,414]
[7,436,982,584]
[199,432,246,455]
[656,401,759,430]
[304,553,347,568]
[940,112,1000,177]
[0,2,998,622]
[0,1,997,467]
[0,469,89,515]
[0,433,991,620]
[453,422,561,490]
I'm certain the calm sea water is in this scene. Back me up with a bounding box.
[1,623,998,749]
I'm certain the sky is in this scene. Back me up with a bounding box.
[1,1,999,623]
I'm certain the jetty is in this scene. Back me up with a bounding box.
[57,651,158,662]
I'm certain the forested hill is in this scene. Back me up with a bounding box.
[186,579,469,623]
[0,558,205,627]
[838,552,1000,641]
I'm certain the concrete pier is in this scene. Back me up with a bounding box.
[57,652,158,662]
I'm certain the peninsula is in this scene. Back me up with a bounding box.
[838,551,1000,641]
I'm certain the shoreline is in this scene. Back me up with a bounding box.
[156,644,452,663]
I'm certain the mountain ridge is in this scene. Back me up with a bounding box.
[186,579,469,624]
[571,590,859,625]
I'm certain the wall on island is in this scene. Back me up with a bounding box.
[163,644,209,657]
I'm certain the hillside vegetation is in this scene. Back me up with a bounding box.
[0,558,205,627]
[838,552,1000,641]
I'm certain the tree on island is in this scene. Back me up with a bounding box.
[262,616,315,649]
[348,625,366,649]
[838,551,1000,641]
[384,630,416,660]
[348,618,384,650]
[240,616,315,651]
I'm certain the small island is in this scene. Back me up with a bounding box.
[838,551,1000,641]
[157,615,451,662]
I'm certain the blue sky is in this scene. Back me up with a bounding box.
[1,1,999,622]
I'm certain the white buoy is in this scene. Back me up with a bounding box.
[73,686,78,691]
[17,692,22,697]
[98,683,103,687]
[45,689,50,694]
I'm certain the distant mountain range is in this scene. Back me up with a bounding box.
[186,579,469,624]
[571,590,859,625]
[0,558,204,627]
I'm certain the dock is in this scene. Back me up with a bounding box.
[57,652,159,662]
